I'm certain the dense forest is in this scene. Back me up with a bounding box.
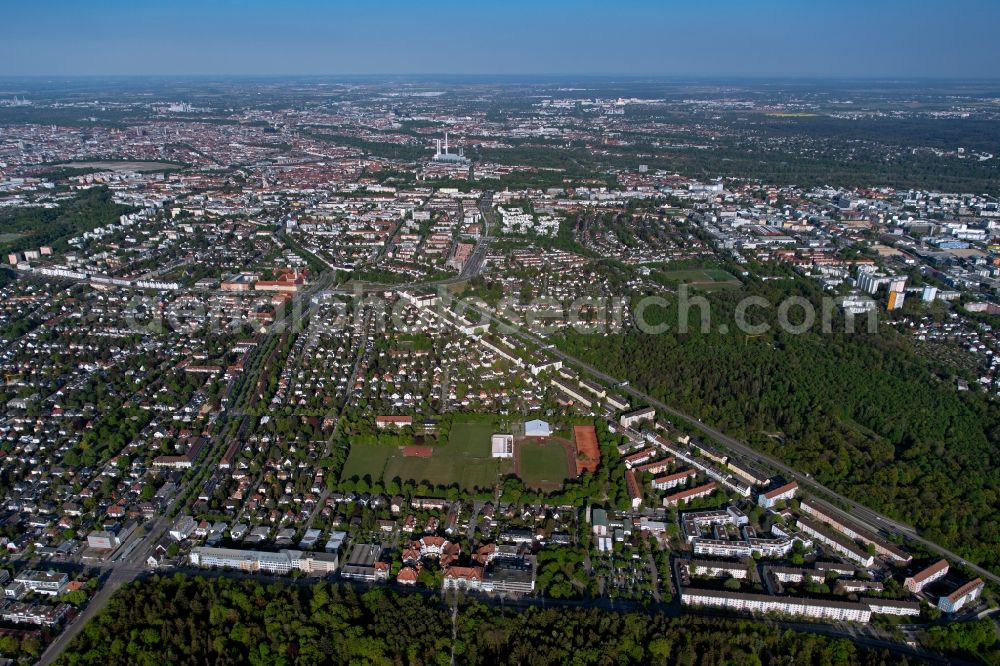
[557,275,1000,575]
[56,575,913,666]
[921,620,1000,664]
[624,145,1000,196]
[0,186,135,254]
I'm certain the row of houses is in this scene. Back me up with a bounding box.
[904,559,949,594]
[647,433,754,498]
[727,459,771,487]
[757,481,798,509]
[9,570,68,597]
[550,378,593,408]
[681,587,919,622]
[651,468,696,491]
[440,556,536,595]
[0,600,73,627]
[188,546,340,575]
[799,499,911,563]
[796,515,875,568]
[548,367,630,413]
[688,560,748,579]
[663,481,717,507]
[692,532,806,559]
[900,557,985,614]
[938,578,985,613]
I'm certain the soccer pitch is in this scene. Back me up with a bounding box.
[342,420,509,491]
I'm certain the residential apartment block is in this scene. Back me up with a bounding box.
[189,547,339,575]
[904,559,949,594]
[938,578,984,613]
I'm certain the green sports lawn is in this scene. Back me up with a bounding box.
[657,267,740,286]
[339,443,392,482]
[342,420,510,491]
[518,439,572,491]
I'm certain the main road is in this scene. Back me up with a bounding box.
[36,271,342,666]
[36,514,172,666]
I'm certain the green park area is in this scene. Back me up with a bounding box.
[0,186,134,254]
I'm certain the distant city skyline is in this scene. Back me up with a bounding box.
[3,0,1000,79]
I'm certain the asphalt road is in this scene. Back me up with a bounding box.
[37,516,171,666]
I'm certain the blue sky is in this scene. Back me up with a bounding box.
[3,0,999,78]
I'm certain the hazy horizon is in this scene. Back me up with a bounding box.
[3,0,999,79]
[2,74,1000,82]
